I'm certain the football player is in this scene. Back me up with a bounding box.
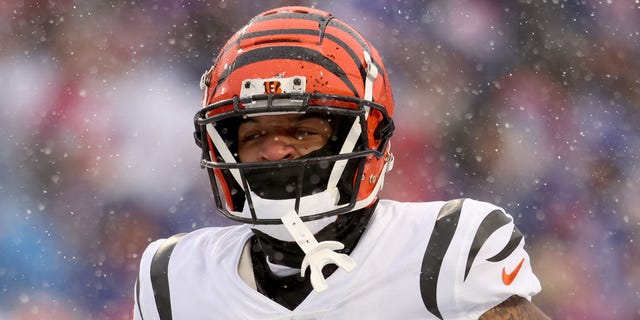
[134,6,549,319]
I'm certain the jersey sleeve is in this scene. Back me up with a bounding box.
[437,199,542,319]
[133,239,165,320]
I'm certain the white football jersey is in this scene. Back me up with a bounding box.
[134,198,541,320]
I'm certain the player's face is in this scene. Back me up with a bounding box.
[237,114,333,162]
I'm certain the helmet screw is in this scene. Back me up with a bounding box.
[369,174,377,184]
[293,78,301,85]
[244,81,251,88]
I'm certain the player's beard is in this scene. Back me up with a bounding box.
[242,142,360,241]
[242,143,334,200]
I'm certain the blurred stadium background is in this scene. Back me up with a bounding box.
[1,0,638,319]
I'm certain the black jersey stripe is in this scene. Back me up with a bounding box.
[135,276,144,320]
[150,233,186,320]
[487,226,523,262]
[213,46,359,97]
[463,210,511,280]
[420,198,465,320]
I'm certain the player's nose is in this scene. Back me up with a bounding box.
[258,135,297,161]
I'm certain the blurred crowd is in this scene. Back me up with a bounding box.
[1,0,638,319]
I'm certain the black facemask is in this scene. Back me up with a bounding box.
[213,113,361,213]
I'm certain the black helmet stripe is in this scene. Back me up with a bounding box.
[248,11,368,50]
[249,11,329,24]
[325,19,387,88]
[213,45,360,97]
[220,28,367,84]
[225,12,384,86]
[249,10,370,53]
[327,19,368,51]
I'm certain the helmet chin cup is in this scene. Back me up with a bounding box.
[246,188,342,241]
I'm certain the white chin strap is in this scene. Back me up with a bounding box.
[283,51,378,293]
[281,211,356,292]
[243,189,355,293]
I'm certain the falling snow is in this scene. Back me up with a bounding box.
[0,1,639,319]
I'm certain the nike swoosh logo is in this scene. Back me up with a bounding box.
[502,258,525,285]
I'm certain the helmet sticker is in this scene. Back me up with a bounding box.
[240,76,307,100]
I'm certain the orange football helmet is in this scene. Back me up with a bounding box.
[193,6,395,233]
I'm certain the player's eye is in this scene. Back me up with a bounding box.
[293,128,320,140]
[240,130,266,142]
